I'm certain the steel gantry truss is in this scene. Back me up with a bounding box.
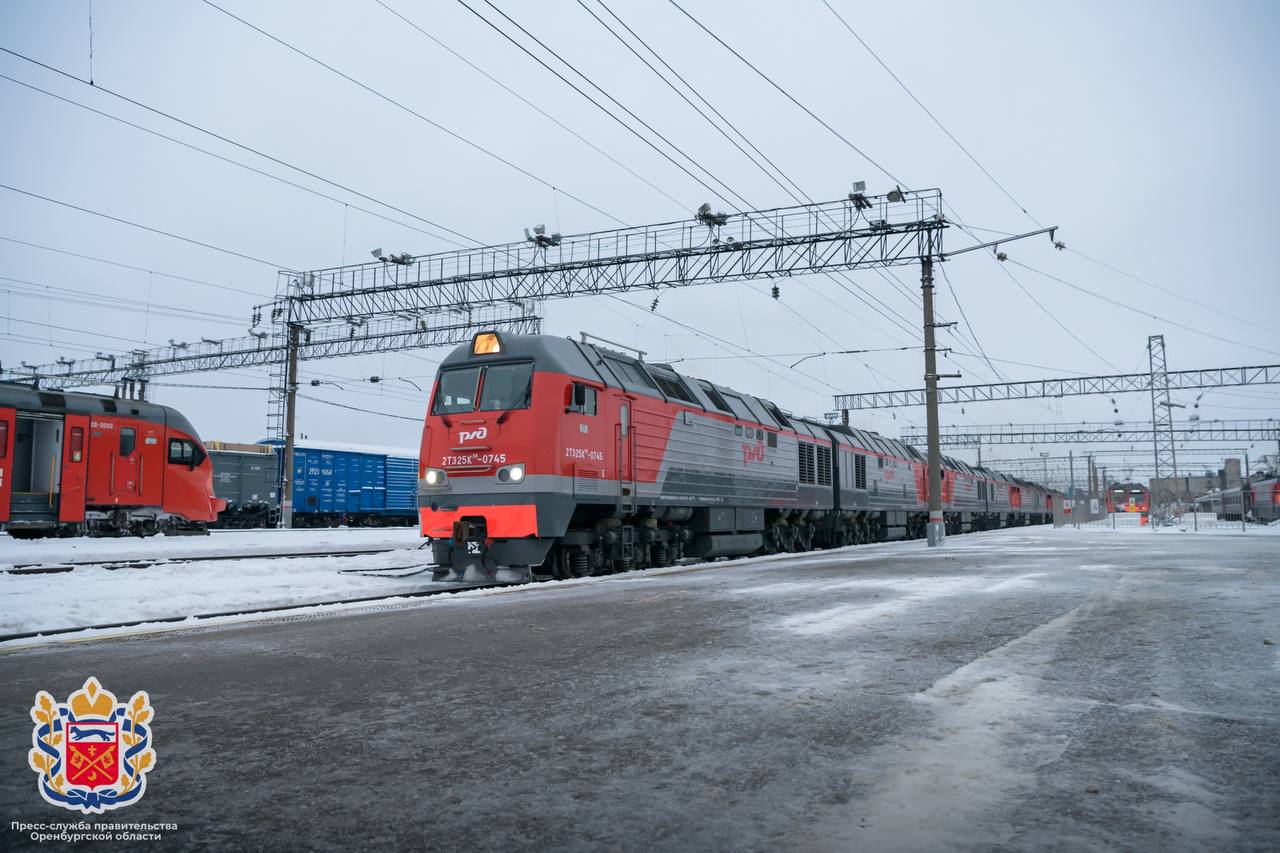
[833,363,1280,410]
[900,420,1280,447]
[1146,334,1179,508]
[274,190,947,324]
[0,305,542,389]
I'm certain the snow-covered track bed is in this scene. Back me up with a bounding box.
[0,579,507,644]
[4,547,405,575]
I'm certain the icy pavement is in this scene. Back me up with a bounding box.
[0,526,1276,852]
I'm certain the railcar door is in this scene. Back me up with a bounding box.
[0,407,13,522]
[113,424,140,498]
[617,401,635,513]
[59,415,89,522]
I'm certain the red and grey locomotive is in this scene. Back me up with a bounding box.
[0,382,224,538]
[418,332,1054,581]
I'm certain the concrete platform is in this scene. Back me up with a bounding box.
[1,528,1277,851]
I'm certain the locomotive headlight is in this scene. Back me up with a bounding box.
[497,463,525,484]
[423,468,448,486]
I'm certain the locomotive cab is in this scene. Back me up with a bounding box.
[0,382,224,538]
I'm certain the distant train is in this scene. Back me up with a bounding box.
[207,440,418,528]
[1196,476,1280,523]
[417,332,1058,580]
[0,382,224,538]
[1106,482,1150,514]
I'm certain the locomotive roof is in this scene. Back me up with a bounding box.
[0,381,201,439]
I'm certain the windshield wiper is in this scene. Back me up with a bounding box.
[496,384,532,424]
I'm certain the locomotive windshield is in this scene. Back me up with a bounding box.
[478,363,533,411]
[431,363,533,415]
[432,367,481,415]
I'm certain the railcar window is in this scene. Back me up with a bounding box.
[168,439,193,465]
[119,427,136,457]
[569,383,597,416]
[432,367,481,414]
[479,363,534,412]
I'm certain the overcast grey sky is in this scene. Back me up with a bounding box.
[1,0,1277,477]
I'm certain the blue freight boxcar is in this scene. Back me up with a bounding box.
[260,440,419,527]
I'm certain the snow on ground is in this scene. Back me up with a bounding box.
[0,526,423,566]
[1,523,1274,646]
[0,544,436,638]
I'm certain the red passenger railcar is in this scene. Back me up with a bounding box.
[0,382,224,538]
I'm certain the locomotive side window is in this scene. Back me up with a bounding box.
[0,419,6,458]
[120,427,136,457]
[478,363,533,412]
[569,383,597,416]
[432,367,481,415]
[168,439,193,465]
[767,431,777,448]
[170,440,208,467]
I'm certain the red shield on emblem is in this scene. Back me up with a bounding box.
[65,722,119,789]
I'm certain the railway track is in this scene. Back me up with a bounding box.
[0,578,510,644]
[3,547,413,575]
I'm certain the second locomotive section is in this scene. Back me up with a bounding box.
[419,332,1051,581]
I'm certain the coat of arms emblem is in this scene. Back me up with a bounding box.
[28,677,156,813]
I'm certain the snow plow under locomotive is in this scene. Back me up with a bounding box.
[419,332,1057,582]
[0,382,224,538]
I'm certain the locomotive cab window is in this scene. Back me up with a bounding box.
[432,367,481,415]
[167,438,206,467]
[0,419,7,458]
[478,363,533,412]
[119,427,136,457]
[569,382,597,416]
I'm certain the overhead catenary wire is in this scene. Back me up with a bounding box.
[818,0,1041,227]
[0,235,262,298]
[196,0,629,228]
[663,0,906,189]
[0,183,291,269]
[0,73,472,251]
[372,0,687,212]
[1008,259,1280,359]
[0,45,480,247]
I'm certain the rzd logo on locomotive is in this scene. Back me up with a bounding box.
[741,442,766,464]
[458,426,488,443]
[28,677,156,814]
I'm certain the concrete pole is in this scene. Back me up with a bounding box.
[922,257,945,547]
[280,322,301,529]
[1242,451,1249,532]
[1069,450,1078,529]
